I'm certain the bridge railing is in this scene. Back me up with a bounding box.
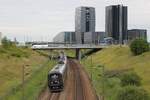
[31,43,109,49]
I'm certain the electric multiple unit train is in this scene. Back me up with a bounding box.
[48,54,67,92]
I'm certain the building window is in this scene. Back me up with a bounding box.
[86,8,90,32]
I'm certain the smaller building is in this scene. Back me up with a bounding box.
[93,32,106,44]
[53,31,76,44]
[128,29,147,42]
[84,32,106,44]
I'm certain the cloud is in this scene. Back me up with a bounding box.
[0,0,150,41]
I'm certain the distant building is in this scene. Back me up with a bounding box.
[105,5,128,44]
[128,29,147,42]
[75,6,95,44]
[0,32,2,45]
[53,32,76,43]
[83,32,106,44]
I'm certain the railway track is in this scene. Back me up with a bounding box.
[48,93,60,100]
[38,59,98,100]
[38,87,60,100]
[70,60,85,100]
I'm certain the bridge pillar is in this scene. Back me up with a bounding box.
[76,48,81,60]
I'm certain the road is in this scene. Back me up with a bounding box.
[38,59,98,100]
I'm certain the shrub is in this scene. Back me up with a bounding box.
[10,48,30,58]
[11,53,21,57]
[116,86,149,100]
[120,72,141,87]
[130,39,149,55]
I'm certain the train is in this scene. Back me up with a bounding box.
[48,53,67,92]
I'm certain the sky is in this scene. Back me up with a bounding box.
[0,0,150,42]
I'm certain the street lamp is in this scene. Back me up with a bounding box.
[97,65,105,100]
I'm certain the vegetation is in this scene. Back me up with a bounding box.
[0,45,49,98]
[65,49,76,57]
[120,72,141,86]
[81,46,150,100]
[116,86,149,100]
[5,61,56,100]
[130,39,149,55]
[1,37,13,48]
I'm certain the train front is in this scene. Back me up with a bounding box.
[48,71,63,92]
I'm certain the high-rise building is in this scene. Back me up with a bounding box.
[128,29,147,42]
[105,5,128,44]
[75,6,95,44]
[53,31,76,44]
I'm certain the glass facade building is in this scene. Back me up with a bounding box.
[128,29,147,42]
[53,32,76,44]
[105,5,128,44]
[75,6,95,44]
[84,32,106,44]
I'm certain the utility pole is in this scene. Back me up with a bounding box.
[119,5,123,46]
[90,55,93,80]
[22,65,25,100]
[97,65,105,100]
[102,65,105,100]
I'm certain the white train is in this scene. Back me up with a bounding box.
[31,45,48,49]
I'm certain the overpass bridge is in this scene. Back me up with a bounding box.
[31,44,109,60]
[31,44,108,50]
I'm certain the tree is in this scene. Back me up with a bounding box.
[120,72,141,87]
[116,86,149,100]
[130,39,149,55]
[2,37,13,48]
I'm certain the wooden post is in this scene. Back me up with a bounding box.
[22,65,25,100]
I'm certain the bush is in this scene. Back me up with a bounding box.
[130,39,149,55]
[120,72,141,87]
[9,48,30,58]
[11,53,21,57]
[116,86,149,100]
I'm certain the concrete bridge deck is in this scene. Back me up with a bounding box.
[31,44,108,50]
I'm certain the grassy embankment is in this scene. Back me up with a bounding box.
[81,45,150,100]
[0,46,56,100]
[36,49,76,58]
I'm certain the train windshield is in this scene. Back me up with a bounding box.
[49,73,62,81]
[51,74,58,79]
[49,73,62,85]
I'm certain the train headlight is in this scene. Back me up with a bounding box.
[55,80,59,84]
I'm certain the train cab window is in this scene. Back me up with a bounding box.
[51,74,58,79]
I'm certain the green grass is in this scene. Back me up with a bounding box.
[65,49,76,57]
[4,60,56,100]
[81,45,150,100]
[0,46,76,99]
[0,46,48,98]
